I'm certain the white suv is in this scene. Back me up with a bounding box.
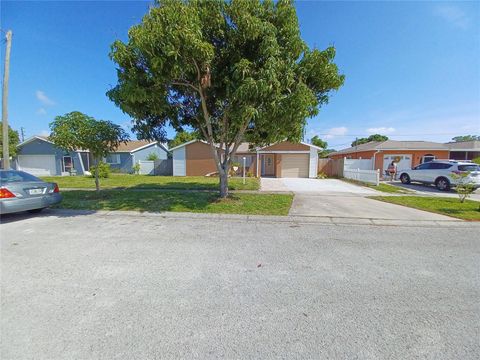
[399,160,480,191]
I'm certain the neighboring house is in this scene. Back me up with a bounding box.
[171,140,321,178]
[446,141,480,161]
[328,140,450,175]
[104,140,169,173]
[13,136,169,176]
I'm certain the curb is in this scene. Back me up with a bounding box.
[42,208,478,228]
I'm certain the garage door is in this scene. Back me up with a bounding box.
[281,154,309,178]
[17,155,56,176]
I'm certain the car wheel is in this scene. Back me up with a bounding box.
[435,177,450,191]
[400,173,410,184]
[27,208,43,214]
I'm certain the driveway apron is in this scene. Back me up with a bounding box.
[261,178,457,221]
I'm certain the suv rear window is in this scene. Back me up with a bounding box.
[458,165,480,172]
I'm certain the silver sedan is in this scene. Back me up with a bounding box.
[0,170,62,215]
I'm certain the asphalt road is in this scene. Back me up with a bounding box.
[1,210,479,359]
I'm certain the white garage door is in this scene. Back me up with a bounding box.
[17,155,56,176]
[281,154,309,178]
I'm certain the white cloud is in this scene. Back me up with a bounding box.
[434,5,470,30]
[324,126,348,139]
[367,127,396,134]
[39,130,50,137]
[36,90,56,106]
[36,107,47,115]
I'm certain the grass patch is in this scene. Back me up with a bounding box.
[56,190,293,216]
[370,196,480,221]
[341,178,413,194]
[41,174,259,191]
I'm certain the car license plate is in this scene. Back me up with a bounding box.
[29,188,45,195]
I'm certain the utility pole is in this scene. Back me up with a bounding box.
[2,30,12,169]
[20,127,25,142]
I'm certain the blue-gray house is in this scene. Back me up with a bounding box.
[13,136,169,176]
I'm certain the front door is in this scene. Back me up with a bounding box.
[262,155,275,176]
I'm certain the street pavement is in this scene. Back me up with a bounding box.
[1,210,479,359]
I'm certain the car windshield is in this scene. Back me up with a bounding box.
[458,165,480,172]
[0,170,42,184]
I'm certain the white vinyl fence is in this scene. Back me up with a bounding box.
[343,168,380,186]
[344,158,373,170]
[138,160,155,175]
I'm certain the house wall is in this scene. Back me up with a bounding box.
[374,150,449,172]
[16,138,85,175]
[185,141,218,176]
[106,152,133,173]
[262,141,310,152]
[132,144,168,163]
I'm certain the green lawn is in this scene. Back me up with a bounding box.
[56,190,293,216]
[370,196,480,221]
[341,178,413,194]
[41,174,259,191]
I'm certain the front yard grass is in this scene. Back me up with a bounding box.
[55,190,293,216]
[41,174,259,191]
[370,196,480,221]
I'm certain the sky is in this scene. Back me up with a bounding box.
[1,0,479,150]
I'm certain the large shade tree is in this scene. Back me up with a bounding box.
[351,134,388,147]
[108,0,344,197]
[49,112,129,191]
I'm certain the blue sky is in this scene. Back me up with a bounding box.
[1,0,479,149]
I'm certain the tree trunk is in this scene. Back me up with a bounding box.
[219,168,228,198]
[94,159,100,192]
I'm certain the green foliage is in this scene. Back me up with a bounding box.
[107,0,344,195]
[0,122,20,158]
[89,162,111,178]
[132,163,141,175]
[317,172,328,179]
[351,134,388,147]
[450,172,476,203]
[146,152,159,161]
[49,111,129,190]
[168,131,199,148]
[451,135,480,142]
[472,157,480,165]
[311,135,327,150]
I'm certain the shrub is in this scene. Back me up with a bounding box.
[89,162,111,178]
[132,163,141,175]
[450,172,476,203]
[146,152,159,161]
[317,172,328,179]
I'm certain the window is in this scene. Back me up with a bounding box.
[422,154,435,163]
[415,163,432,170]
[0,171,41,184]
[63,156,73,172]
[105,153,121,164]
[458,164,480,172]
[429,163,452,169]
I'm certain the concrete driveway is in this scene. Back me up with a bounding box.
[261,178,456,221]
[261,177,378,195]
[1,210,479,359]
[386,181,480,201]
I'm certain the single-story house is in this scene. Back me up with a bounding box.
[446,140,480,161]
[13,135,169,176]
[328,140,450,174]
[171,140,321,178]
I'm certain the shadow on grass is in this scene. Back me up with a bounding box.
[57,189,231,213]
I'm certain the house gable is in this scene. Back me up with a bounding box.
[261,141,311,152]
